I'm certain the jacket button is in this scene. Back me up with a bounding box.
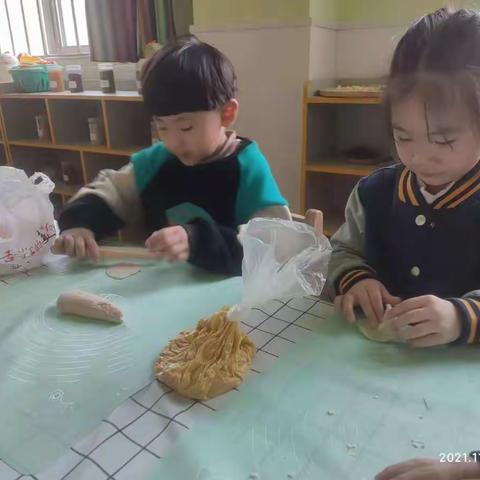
[411,266,421,277]
[415,215,426,226]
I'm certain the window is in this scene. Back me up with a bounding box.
[0,0,89,57]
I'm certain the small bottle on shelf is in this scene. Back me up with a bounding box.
[60,160,79,185]
[47,65,65,92]
[88,117,105,145]
[66,65,84,93]
[98,63,116,94]
[35,114,50,142]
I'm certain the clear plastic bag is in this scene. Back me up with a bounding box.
[155,217,332,400]
[229,217,332,321]
[0,166,56,276]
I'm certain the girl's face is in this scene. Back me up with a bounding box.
[391,91,480,191]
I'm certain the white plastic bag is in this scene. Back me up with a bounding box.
[229,217,332,321]
[0,166,56,276]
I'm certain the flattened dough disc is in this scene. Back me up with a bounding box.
[106,263,141,280]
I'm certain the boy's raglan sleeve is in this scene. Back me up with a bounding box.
[235,142,289,224]
[58,164,137,239]
[326,184,379,300]
[184,219,243,276]
[58,143,169,240]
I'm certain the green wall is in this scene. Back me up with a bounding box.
[337,0,445,24]
[192,0,309,27]
[309,0,337,24]
[193,0,480,27]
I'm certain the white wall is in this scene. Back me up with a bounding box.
[335,24,406,79]
[308,24,336,82]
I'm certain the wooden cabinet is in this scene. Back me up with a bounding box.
[301,81,393,235]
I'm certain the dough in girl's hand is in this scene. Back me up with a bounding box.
[57,290,123,323]
[357,316,394,343]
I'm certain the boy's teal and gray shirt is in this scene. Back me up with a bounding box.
[58,135,290,275]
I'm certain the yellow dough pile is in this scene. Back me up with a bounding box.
[155,307,256,400]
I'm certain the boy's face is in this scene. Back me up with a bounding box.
[391,92,480,191]
[154,103,237,166]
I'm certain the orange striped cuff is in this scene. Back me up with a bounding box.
[449,298,480,344]
[336,268,377,295]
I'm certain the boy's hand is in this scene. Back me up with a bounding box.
[145,226,189,262]
[376,457,480,480]
[383,295,462,347]
[51,228,100,262]
[334,279,401,327]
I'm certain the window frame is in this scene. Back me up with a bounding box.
[42,0,89,56]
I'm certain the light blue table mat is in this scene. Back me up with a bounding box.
[0,257,242,474]
[152,306,480,479]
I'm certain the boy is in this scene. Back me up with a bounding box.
[52,36,290,275]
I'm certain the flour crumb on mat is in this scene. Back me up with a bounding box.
[327,410,335,416]
[249,473,259,479]
[411,440,425,449]
[346,443,357,456]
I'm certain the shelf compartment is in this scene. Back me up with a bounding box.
[105,100,151,151]
[48,99,105,146]
[10,146,82,186]
[2,98,50,142]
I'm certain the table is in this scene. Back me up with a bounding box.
[0,260,324,480]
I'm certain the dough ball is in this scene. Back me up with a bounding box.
[155,307,256,400]
[57,290,123,323]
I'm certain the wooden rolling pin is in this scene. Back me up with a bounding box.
[98,246,157,260]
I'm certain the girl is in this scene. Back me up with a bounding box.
[329,8,480,348]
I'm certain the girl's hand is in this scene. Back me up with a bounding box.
[383,295,462,347]
[376,457,480,480]
[334,279,401,327]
